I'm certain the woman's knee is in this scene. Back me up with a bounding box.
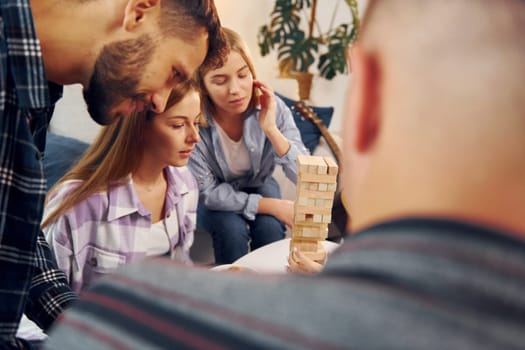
[209,214,250,264]
[251,215,286,241]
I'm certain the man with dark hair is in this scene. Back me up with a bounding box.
[45,1,525,349]
[0,0,225,348]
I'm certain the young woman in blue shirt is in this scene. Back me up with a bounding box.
[189,28,309,264]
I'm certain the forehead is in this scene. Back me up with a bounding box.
[206,50,247,76]
[157,90,201,119]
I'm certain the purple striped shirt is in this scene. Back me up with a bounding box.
[44,166,198,292]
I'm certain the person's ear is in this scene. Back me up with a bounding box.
[123,0,161,32]
[348,45,380,153]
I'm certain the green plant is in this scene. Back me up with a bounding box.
[258,0,359,80]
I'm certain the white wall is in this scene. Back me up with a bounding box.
[51,0,368,143]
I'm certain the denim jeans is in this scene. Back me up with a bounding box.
[198,177,286,264]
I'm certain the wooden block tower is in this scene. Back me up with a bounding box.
[290,155,338,263]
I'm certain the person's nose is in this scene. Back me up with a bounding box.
[187,123,201,144]
[150,86,172,113]
[228,79,240,95]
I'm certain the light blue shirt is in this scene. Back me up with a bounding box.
[188,96,309,220]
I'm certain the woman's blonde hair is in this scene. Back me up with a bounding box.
[42,79,200,228]
[197,27,259,121]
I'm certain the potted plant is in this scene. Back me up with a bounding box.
[258,0,360,100]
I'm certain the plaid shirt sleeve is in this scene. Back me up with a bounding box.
[0,1,77,348]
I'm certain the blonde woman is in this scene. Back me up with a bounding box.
[43,80,202,292]
[189,28,309,264]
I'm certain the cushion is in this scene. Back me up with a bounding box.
[44,132,90,191]
[276,92,334,154]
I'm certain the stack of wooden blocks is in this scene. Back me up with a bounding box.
[290,155,339,263]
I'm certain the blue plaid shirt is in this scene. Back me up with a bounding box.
[0,1,77,348]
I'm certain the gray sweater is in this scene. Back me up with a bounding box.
[46,218,525,349]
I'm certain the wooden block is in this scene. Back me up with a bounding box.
[291,228,314,238]
[298,155,334,175]
[299,182,309,190]
[297,154,311,173]
[323,156,339,176]
[318,183,328,191]
[296,188,335,200]
[326,199,335,208]
[313,214,323,223]
[327,183,337,192]
[299,172,337,184]
[292,226,328,239]
[294,214,314,224]
[289,239,327,262]
[294,214,312,224]
[293,222,328,230]
[295,213,306,223]
[289,239,319,252]
[308,182,318,190]
[291,234,325,242]
[297,196,308,206]
[295,205,332,215]
[322,214,332,223]
[297,154,319,174]
[303,249,327,262]
[312,156,328,175]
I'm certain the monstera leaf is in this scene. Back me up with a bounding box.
[258,0,301,58]
[278,31,318,72]
[318,24,356,79]
[258,0,359,81]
